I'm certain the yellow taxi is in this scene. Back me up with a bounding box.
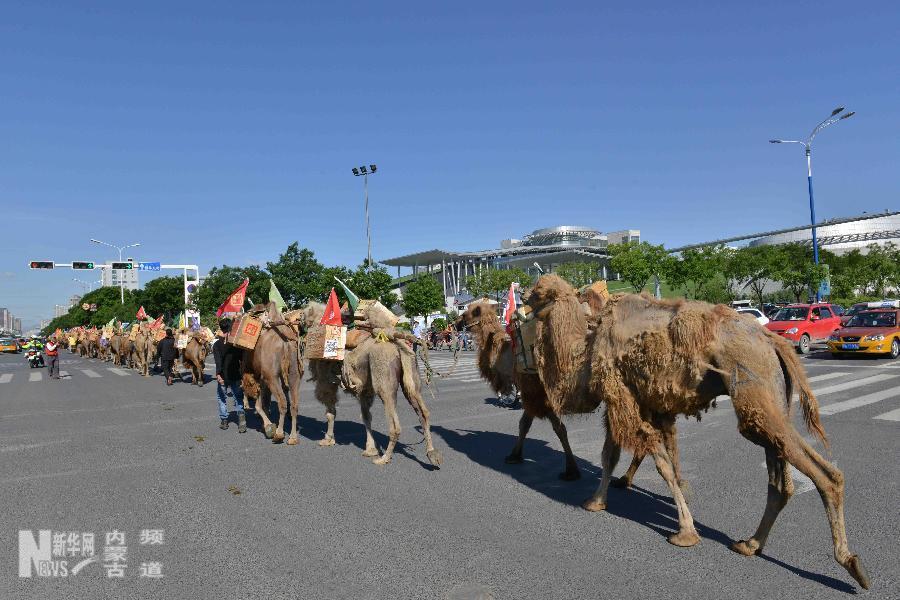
[0,337,19,353]
[827,302,900,358]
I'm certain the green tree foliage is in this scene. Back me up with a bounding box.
[664,245,728,302]
[266,242,332,308]
[42,286,142,333]
[140,275,185,321]
[191,264,269,315]
[402,276,445,323]
[431,318,447,331]
[771,244,829,302]
[726,245,780,309]
[608,241,669,293]
[346,262,399,308]
[464,268,531,301]
[554,262,601,288]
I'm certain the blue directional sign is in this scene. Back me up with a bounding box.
[138,262,161,272]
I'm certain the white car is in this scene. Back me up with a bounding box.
[737,307,769,325]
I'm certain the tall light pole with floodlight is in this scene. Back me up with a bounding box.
[351,164,377,268]
[770,106,855,301]
[90,238,141,304]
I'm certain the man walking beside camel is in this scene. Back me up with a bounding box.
[213,319,246,432]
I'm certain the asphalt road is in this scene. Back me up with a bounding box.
[0,346,898,599]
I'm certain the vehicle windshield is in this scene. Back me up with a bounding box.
[845,305,866,317]
[847,312,896,328]
[771,307,809,321]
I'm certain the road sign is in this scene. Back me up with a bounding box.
[72,261,95,270]
[138,262,161,271]
[29,261,54,269]
[111,262,134,270]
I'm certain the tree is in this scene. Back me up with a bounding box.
[346,262,398,308]
[858,243,899,297]
[464,268,531,301]
[555,262,601,288]
[402,276,445,323]
[772,244,828,302]
[191,264,269,316]
[266,242,331,308]
[664,245,728,301]
[608,241,669,293]
[140,275,185,321]
[726,245,780,309]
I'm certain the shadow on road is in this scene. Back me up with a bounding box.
[431,425,856,593]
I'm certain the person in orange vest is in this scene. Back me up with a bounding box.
[45,335,61,379]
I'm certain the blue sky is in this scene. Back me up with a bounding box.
[2,1,898,329]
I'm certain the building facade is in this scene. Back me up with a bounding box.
[100,261,139,291]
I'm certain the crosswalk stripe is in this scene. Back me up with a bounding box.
[107,368,130,376]
[80,369,102,378]
[460,377,486,383]
[812,373,898,396]
[808,372,849,383]
[29,372,42,382]
[820,388,898,416]
[0,374,12,384]
[873,407,900,421]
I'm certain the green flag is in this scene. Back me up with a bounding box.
[105,317,116,328]
[334,276,359,312]
[269,279,287,312]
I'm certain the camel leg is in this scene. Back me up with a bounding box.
[582,427,620,512]
[731,445,792,556]
[548,413,580,481]
[286,357,301,446]
[359,394,379,457]
[372,379,401,466]
[611,453,643,489]
[316,379,338,447]
[504,412,533,465]
[268,374,288,444]
[256,387,275,438]
[399,374,443,466]
[652,441,700,547]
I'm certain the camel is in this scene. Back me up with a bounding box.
[240,303,303,445]
[182,335,210,385]
[108,333,127,366]
[131,328,156,377]
[300,303,442,467]
[524,274,869,589]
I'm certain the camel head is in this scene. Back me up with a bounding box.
[525,274,578,320]
[456,300,498,332]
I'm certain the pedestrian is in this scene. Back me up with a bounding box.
[156,328,178,386]
[213,319,246,432]
[412,320,424,353]
[45,335,60,379]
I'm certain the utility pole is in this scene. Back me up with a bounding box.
[352,164,377,267]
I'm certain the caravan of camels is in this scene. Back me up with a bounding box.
[56,275,869,590]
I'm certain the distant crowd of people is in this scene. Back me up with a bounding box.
[411,321,472,353]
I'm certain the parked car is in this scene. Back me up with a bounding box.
[827,307,900,358]
[840,302,870,326]
[736,307,769,325]
[764,303,843,354]
[0,337,19,353]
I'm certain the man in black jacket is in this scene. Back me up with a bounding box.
[213,319,246,432]
[157,328,179,386]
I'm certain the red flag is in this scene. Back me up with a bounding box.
[136,306,148,321]
[216,278,249,318]
[320,288,343,326]
[503,283,517,325]
[149,315,164,330]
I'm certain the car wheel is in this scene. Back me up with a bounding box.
[798,334,811,355]
[890,339,900,360]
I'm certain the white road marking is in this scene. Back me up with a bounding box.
[460,377,487,383]
[80,369,102,378]
[29,372,42,382]
[807,372,849,383]
[107,368,130,376]
[873,407,900,421]
[0,374,12,384]
[58,371,69,378]
[820,388,899,416]
[812,373,898,396]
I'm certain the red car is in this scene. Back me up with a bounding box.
[765,303,843,354]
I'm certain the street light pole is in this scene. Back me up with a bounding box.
[770,106,854,301]
[90,238,141,304]
[352,164,377,268]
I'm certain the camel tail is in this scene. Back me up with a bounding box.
[768,331,829,448]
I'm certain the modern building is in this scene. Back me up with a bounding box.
[54,305,69,318]
[100,260,139,291]
[382,225,640,299]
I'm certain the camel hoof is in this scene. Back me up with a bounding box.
[272,431,285,444]
[361,447,379,457]
[558,469,581,481]
[426,449,443,467]
[264,424,276,439]
[372,455,392,466]
[286,436,299,446]
[318,437,336,447]
[729,539,759,556]
[668,529,700,548]
[610,476,632,489]
[844,554,870,590]
[504,454,524,465]
[582,498,607,512]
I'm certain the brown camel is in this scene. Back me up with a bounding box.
[182,335,210,385]
[108,333,128,366]
[301,303,442,467]
[524,274,869,589]
[131,328,156,377]
[240,303,303,445]
[456,301,580,479]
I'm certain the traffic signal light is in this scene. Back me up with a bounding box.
[111,262,133,270]
[29,261,55,269]
[72,261,95,270]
